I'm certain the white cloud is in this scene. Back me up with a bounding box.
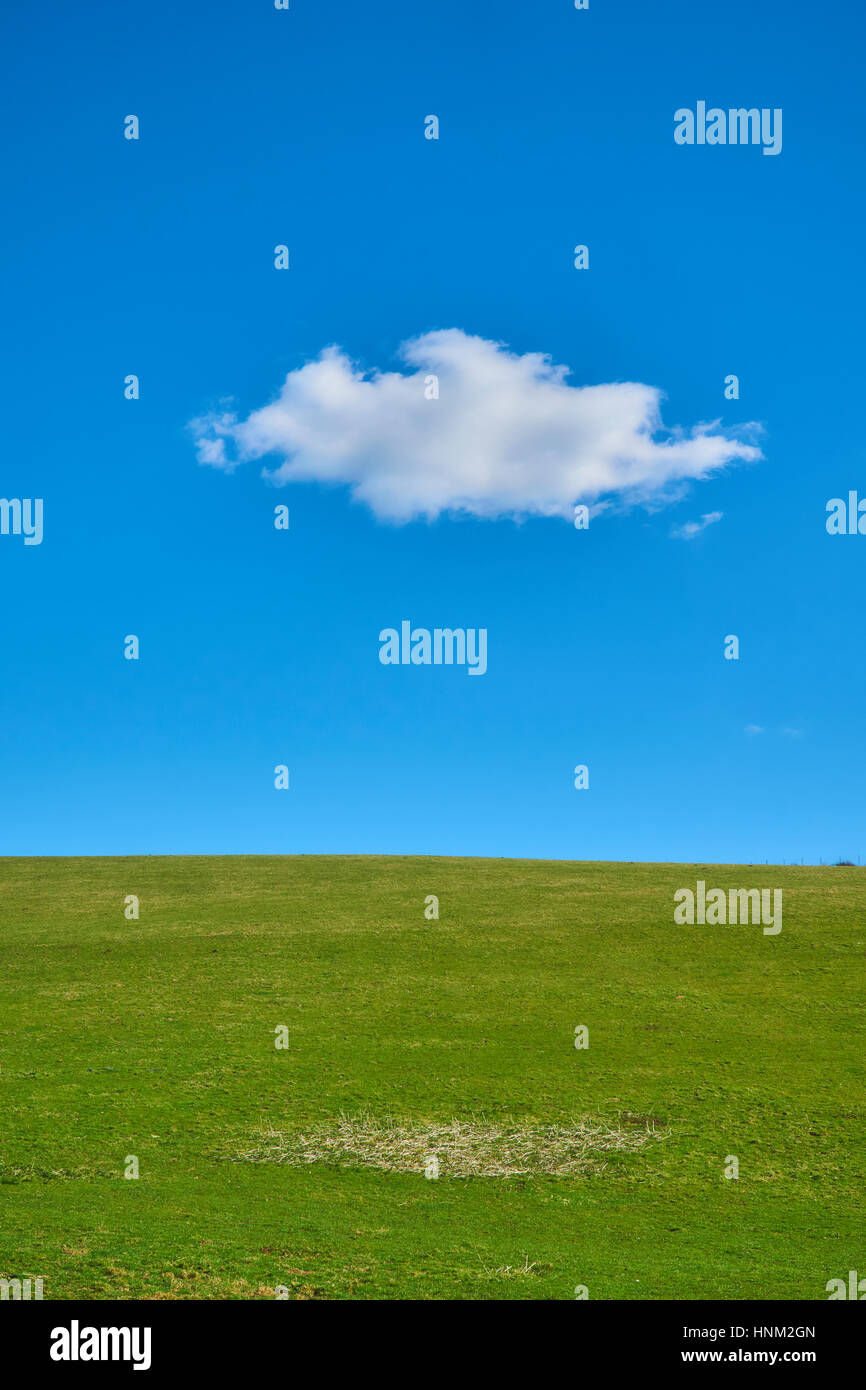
[190,329,762,523]
[670,510,724,540]
[744,725,765,736]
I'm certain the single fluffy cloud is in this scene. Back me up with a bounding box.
[670,510,724,539]
[190,330,761,522]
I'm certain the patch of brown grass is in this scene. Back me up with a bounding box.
[236,1113,667,1178]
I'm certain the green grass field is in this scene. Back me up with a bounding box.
[1,855,863,1300]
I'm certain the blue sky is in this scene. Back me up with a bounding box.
[1,0,864,862]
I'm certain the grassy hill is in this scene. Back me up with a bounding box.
[0,855,863,1300]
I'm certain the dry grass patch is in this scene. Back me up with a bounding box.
[473,1253,549,1279]
[236,1113,667,1178]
